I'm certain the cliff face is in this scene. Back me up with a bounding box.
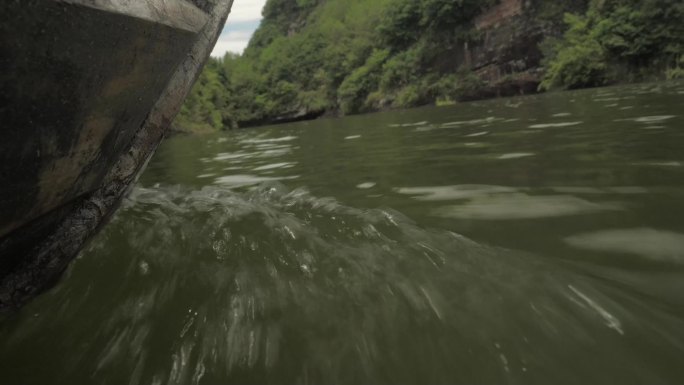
[262,0,588,118]
[471,0,532,82]
[476,0,525,30]
[462,0,589,96]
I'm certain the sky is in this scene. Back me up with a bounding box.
[210,0,267,58]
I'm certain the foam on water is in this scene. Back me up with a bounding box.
[464,131,490,138]
[498,152,535,160]
[356,182,376,189]
[2,183,682,384]
[529,122,583,129]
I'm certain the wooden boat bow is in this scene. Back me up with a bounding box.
[0,0,234,310]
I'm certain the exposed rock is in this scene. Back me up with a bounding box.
[463,0,589,97]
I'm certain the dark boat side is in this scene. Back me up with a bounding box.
[0,0,233,310]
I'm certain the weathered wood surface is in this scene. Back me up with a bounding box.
[0,0,233,310]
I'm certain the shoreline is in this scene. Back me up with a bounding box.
[177,78,681,132]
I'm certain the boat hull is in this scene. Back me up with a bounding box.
[0,0,233,310]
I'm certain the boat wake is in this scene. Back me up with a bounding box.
[2,183,683,384]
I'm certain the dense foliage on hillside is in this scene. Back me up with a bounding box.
[176,0,683,132]
[541,0,684,90]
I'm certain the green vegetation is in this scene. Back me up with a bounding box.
[177,0,683,131]
[177,0,498,131]
[541,0,683,90]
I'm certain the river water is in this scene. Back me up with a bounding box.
[2,82,684,384]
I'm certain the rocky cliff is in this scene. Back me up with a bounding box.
[177,0,594,130]
[462,0,589,98]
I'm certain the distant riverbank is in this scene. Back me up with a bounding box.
[174,78,682,133]
[176,0,683,132]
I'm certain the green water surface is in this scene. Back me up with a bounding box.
[2,82,684,384]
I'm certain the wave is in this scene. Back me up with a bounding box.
[2,183,683,384]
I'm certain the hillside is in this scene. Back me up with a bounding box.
[176,0,683,132]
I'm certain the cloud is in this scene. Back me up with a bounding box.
[228,0,268,22]
[211,29,255,57]
[210,0,267,57]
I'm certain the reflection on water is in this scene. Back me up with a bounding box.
[497,152,536,159]
[435,193,619,220]
[2,82,684,384]
[566,228,684,263]
[397,185,519,201]
[619,115,676,123]
[397,185,622,220]
[357,182,376,189]
[528,121,582,128]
